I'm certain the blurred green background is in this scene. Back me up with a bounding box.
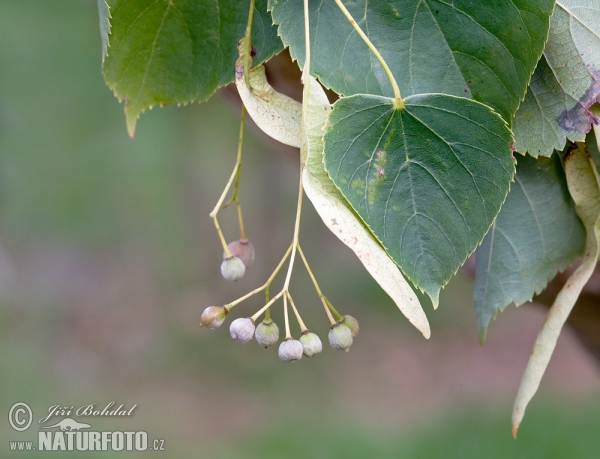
[1,1,599,458]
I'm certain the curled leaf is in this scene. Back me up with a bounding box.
[512,142,600,437]
[301,74,430,339]
[235,37,302,147]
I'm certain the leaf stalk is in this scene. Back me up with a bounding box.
[333,0,404,108]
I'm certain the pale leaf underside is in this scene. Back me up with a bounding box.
[513,0,600,156]
[474,153,586,342]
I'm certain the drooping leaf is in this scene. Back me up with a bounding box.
[474,153,586,342]
[323,94,514,306]
[102,0,283,136]
[269,0,553,122]
[235,37,302,148]
[513,1,600,156]
[512,142,600,437]
[301,75,431,338]
[97,0,110,61]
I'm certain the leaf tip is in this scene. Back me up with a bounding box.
[478,328,487,346]
[511,423,519,440]
[476,313,490,345]
[125,109,138,138]
[429,290,440,310]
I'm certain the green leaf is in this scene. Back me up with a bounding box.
[323,94,514,306]
[269,0,553,122]
[513,1,600,156]
[474,152,586,342]
[97,0,110,61]
[301,76,431,338]
[102,0,283,136]
[512,142,600,437]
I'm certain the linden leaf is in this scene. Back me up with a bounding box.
[513,0,600,156]
[512,142,600,437]
[102,0,283,136]
[270,0,553,122]
[301,75,430,339]
[323,94,514,306]
[474,152,586,342]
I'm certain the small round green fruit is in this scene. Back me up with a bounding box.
[255,319,279,348]
[342,315,360,338]
[328,323,353,351]
[299,331,322,357]
[221,256,246,281]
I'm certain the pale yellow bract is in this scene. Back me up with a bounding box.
[512,142,600,437]
[235,49,430,338]
[235,64,303,148]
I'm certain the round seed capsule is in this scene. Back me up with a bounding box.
[328,323,353,351]
[200,306,228,329]
[278,338,303,362]
[300,331,322,357]
[255,320,279,348]
[229,318,255,343]
[221,256,246,281]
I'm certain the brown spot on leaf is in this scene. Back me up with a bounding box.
[557,68,600,134]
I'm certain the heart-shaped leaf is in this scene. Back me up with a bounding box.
[269,0,553,122]
[513,0,600,156]
[474,152,586,342]
[301,75,431,338]
[324,94,514,306]
[102,0,283,136]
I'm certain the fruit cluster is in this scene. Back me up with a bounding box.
[201,102,360,362]
[201,303,359,362]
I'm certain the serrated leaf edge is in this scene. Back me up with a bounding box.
[323,92,515,308]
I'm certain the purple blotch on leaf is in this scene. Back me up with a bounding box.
[557,68,600,134]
